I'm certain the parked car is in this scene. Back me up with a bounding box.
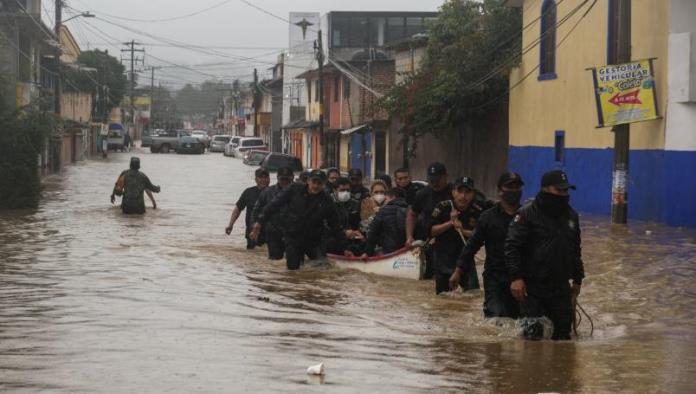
[141,129,163,148]
[223,136,242,157]
[231,137,266,158]
[150,130,189,153]
[243,150,269,166]
[107,123,125,151]
[191,130,211,148]
[177,136,205,154]
[259,153,303,173]
[209,135,231,152]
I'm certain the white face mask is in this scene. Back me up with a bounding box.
[337,191,351,202]
[372,193,386,204]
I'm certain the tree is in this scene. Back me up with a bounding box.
[380,0,521,153]
[63,49,127,121]
[174,80,233,122]
[0,77,59,209]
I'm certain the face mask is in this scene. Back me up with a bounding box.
[372,193,386,204]
[537,191,570,216]
[337,191,351,202]
[501,190,523,206]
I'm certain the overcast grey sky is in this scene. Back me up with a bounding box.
[44,0,445,89]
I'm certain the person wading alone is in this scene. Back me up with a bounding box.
[110,157,160,214]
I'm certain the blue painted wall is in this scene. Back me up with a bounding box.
[509,146,696,228]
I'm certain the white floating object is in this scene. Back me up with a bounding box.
[306,363,325,375]
[645,230,652,235]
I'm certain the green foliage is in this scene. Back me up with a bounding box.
[63,49,127,116]
[380,0,522,142]
[0,79,59,209]
[174,80,234,118]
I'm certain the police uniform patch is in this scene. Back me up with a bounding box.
[432,207,441,218]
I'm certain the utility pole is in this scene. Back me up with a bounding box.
[253,68,259,137]
[147,66,161,132]
[54,0,62,115]
[315,29,325,167]
[121,40,144,134]
[610,0,631,224]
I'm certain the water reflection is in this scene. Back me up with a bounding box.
[0,149,695,392]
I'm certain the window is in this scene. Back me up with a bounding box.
[539,0,557,80]
[405,17,424,37]
[369,17,386,47]
[343,76,351,99]
[386,17,405,44]
[334,76,340,102]
[554,130,565,163]
[315,79,320,102]
[349,17,369,47]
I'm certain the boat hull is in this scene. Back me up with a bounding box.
[327,246,424,280]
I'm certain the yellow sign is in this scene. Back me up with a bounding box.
[133,96,151,106]
[590,59,659,127]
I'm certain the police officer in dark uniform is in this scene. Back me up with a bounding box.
[405,162,452,279]
[251,170,346,270]
[325,168,341,194]
[394,167,424,206]
[429,176,482,294]
[326,177,363,254]
[505,170,585,340]
[110,157,160,214]
[252,167,294,260]
[226,168,270,249]
[450,172,525,318]
[348,168,370,201]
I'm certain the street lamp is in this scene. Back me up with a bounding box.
[62,11,95,24]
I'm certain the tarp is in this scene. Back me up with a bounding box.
[340,124,368,135]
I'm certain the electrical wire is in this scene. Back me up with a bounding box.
[73,0,235,23]
[472,0,599,110]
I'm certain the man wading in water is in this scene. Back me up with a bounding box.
[110,157,160,214]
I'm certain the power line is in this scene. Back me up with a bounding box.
[472,0,599,111]
[236,0,318,33]
[74,0,235,23]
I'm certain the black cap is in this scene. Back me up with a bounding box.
[277,167,293,178]
[255,168,270,177]
[129,156,140,170]
[308,169,327,182]
[541,170,576,190]
[498,172,524,189]
[348,168,363,179]
[427,162,447,181]
[453,176,475,190]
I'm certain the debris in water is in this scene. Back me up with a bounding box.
[307,363,325,375]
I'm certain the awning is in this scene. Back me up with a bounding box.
[340,124,368,135]
[282,119,319,130]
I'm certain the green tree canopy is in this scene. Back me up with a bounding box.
[64,49,127,117]
[380,0,522,140]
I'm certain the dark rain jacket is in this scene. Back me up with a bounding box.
[504,198,585,286]
[252,183,290,233]
[365,198,408,255]
[257,183,345,245]
[457,203,515,276]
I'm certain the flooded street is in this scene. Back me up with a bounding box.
[1,149,695,393]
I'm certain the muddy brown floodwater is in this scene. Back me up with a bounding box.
[1,148,695,393]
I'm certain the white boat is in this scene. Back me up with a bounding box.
[326,242,425,280]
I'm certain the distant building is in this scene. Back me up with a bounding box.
[0,0,57,111]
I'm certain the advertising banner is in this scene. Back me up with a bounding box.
[590,59,660,127]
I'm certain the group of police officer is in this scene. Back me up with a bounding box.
[111,157,584,341]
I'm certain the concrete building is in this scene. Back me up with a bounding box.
[507,0,696,228]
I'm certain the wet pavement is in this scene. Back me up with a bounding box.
[1,148,695,393]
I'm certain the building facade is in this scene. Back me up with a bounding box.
[507,0,696,227]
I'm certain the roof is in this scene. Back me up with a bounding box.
[282,119,319,129]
